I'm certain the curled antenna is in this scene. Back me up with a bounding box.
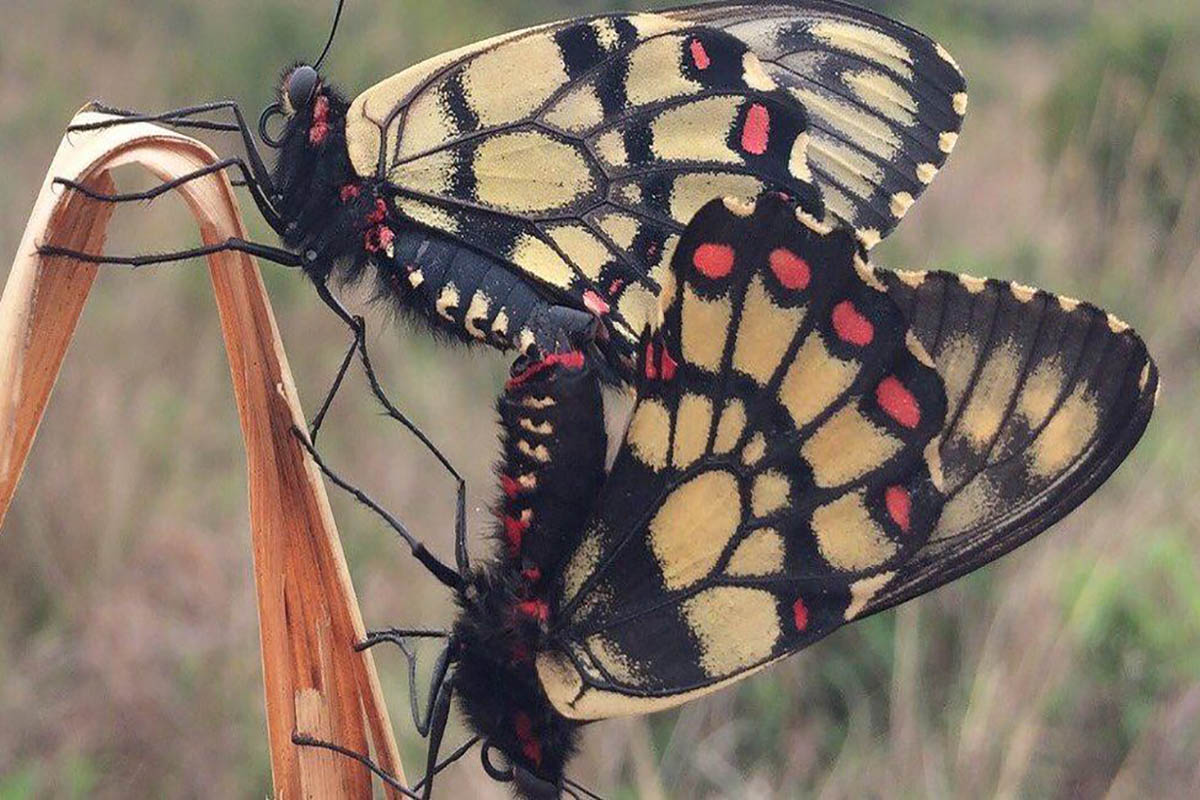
[313,0,347,71]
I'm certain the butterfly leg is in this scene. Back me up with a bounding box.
[355,633,453,738]
[36,236,304,269]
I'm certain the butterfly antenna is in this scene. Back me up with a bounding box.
[564,777,607,800]
[313,0,346,71]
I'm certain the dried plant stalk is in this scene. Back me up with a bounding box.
[0,112,404,798]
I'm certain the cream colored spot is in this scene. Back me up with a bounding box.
[587,635,644,686]
[649,96,742,164]
[917,162,939,184]
[521,395,556,410]
[907,332,936,368]
[752,471,791,517]
[548,224,612,282]
[1017,359,1065,426]
[858,228,882,250]
[650,471,742,590]
[1059,295,1082,312]
[592,18,620,50]
[953,92,969,116]
[627,398,672,470]
[395,198,461,236]
[733,276,805,385]
[563,529,602,605]
[844,571,895,620]
[672,393,713,469]
[790,87,900,162]
[939,131,959,154]
[844,69,917,127]
[803,407,902,488]
[682,286,733,373]
[895,269,926,288]
[670,172,764,222]
[925,436,946,493]
[462,34,569,127]
[855,254,887,292]
[809,136,883,204]
[795,206,835,235]
[1139,363,1151,392]
[594,129,629,168]
[956,341,1021,448]
[407,269,425,289]
[726,529,786,577]
[742,52,776,90]
[391,148,456,196]
[436,284,460,321]
[1107,313,1131,334]
[519,418,552,435]
[1029,384,1099,478]
[492,309,509,337]
[958,274,987,294]
[936,42,963,73]
[933,474,996,539]
[596,212,640,250]
[778,335,857,429]
[624,34,702,107]
[723,196,757,217]
[789,131,814,182]
[1010,282,1037,303]
[812,491,897,571]
[742,432,767,466]
[544,85,606,133]
[713,399,747,455]
[683,587,781,677]
[939,333,982,414]
[890,192,915,219]
[518,440,550,463]
[811,20,913,79]
[617,284,659,340]
[509,233,575,290]
[472,131,596,214]
[465,292,490,339]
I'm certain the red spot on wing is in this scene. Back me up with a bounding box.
[877,376,921,429]
[689,38,711,70]
[660,347,678,381]
[741,103,771,155]
[608,278,625,295]
[583,289,610,316]
[521,566,542,584]
[693,243,735,279]
[769,248,811,290]
[832,301,874,346]
[644,341,658,380]
[793,597,809,631]
[885,486,912,532]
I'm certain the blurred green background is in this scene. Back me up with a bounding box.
[1,0,1197,797]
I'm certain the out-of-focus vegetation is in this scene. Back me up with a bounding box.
[1,0,1197,797]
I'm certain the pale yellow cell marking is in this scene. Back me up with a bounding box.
[462,33,570,127]
[624,34,703,108]
[751,471,791,518]
[891,191,915,219]
[1107,313,1131,334]
[1029,384,1100,478]
[956,341,1021,449]
[1010,282,1038,303]
[917,162,939,184]
[939,131,959,154]
[672,393,714,470]
[436,284,460,321]
[789,131,814,182]
[649,96,742,165]
[858,228,882,250]
[778,335,857,429]
[723,196,758,217]
[518,440,551,463]
[617,284,660,340]
[683,586,781,677]
[594,129,629,168]
[844,69,917,127]
[1017,359,1065,426]
[939,333,982,415]
[587,635,645,687]
[844,571,895,620]
[670,172,764,223]
[953,91,969,116]
[936,42,963,74]
[742,52,777,91]
[803,407,902,488]
[812,491,898,571]
[650,471,742,590]
[733,276,805,385]
[1058,295,1082,312]
[958,273,987,294]
[394,89,458,162]
[562,529,603,605]
[713,400,747,455]
[742,432,768,467]
[613,182,642,206]
[509,233,576,290]
[932,474,995,540]
[726,529,786,578]
[548,224,613,281]
[895,268,927,288]
[465,292,491,339]
[790,86,902,162]
[492,309,510,337]
[681,286,733,373]
[627,398,672,470]
[472,131,596,214]
[391,148,456,196]
[811,20,914,79]
[596,212,640,250]
[544,85,606,134]
[519,418,553,436]
[394,198,461,236]
[809,136,884,205]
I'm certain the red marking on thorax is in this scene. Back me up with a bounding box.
[832,301,874,346]
[309,95,330,146]
[693,243,735,279]
[769,248,811,290]
[501,474,521,499]
[516,599,549,623]
[513,712,543,766]
[742,104,771,155]
[885,486,912,532]
[366,198,388,224]
[793,597,809,631]
[339,183,360,203]
[504,515,530,555]
[876,376,921,429]
[689,38,711,70]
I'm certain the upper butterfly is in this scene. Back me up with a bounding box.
[60,1,964,380]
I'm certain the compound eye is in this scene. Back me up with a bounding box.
[287,65,319,112]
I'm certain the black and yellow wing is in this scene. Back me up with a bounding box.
[534,196,1156,720]
[535,195,948,718]
[664,1,969,247]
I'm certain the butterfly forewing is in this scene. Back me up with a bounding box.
[535,196,947,719]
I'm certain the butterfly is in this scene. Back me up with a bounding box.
[45,0,967,383]
[294,194,1158,798]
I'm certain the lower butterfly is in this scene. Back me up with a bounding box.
[295,195,1158,799]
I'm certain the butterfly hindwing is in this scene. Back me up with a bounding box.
[535,196,948,719]
[665,2,969,246]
